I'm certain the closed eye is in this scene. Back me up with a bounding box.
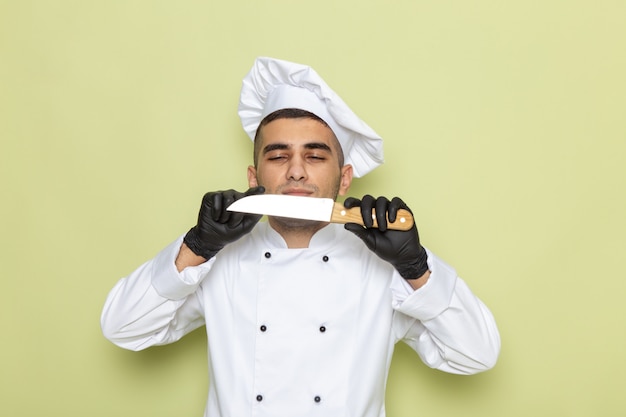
[263,143,290,162]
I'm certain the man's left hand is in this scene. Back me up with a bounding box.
[343,195,429,280]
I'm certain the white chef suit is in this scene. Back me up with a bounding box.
[101,221,500,417]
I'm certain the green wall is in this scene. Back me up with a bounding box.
[1,1,625,416]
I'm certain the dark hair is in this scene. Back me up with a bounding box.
[253,108,344,167]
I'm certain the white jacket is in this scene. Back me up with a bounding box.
[101,223,500,417]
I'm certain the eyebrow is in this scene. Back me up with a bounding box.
[305,143,332,152]
[262,142,333,155]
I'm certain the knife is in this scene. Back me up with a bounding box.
[227,194,414,231]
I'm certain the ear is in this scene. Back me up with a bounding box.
[338,164,353,196]
[247,165,258,188]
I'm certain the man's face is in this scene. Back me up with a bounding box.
[247,117,353,201]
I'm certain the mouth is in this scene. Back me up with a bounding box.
[281,188,315,197]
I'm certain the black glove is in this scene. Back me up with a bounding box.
[183,187,265,260]
[343,195,429,279]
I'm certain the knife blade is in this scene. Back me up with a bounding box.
[227,194,414,231]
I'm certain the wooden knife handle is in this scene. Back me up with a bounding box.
[330,202,414,231]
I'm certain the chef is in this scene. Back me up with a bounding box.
[101,57,500,417]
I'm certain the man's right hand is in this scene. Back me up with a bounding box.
[183,186,265,260]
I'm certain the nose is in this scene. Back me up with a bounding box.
[286,156,307,182]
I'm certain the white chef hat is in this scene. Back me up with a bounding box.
[238,57,384,177]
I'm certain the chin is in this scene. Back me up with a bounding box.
[271,216,327,230]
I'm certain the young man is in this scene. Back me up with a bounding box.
[101,57,500,417]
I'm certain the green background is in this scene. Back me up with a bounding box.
[1,1,625,416]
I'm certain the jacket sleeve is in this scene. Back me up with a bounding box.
[100,236,212,351]
[390,248,501,375]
